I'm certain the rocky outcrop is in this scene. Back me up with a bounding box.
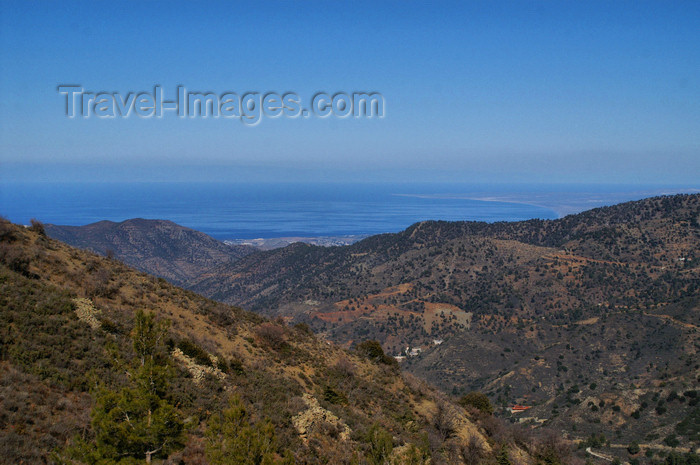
[72,298,101,330]
[292,393,350,443]
[171,347,225,384]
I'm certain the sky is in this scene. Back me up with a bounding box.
[1,0,699,184]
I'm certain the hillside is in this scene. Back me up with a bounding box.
[186,194,700,455]
[0,218,576,464]
[191,194,698,343]
[45,218,255,287]
[21,194,700,462]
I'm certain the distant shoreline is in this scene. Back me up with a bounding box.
[394,187,700,218]
[224,235,369,250]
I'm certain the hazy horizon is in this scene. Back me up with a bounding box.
[2,1,699,186]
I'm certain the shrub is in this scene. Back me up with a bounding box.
[459,435,485,465]
[255,323,287,350]
[663,434,680,447]
[432,400,457,441]
[228,357,245,376]
[330,356,356,381]
[0,243,32,277]
[323,385,348,405]
[86,268,117,298]
[177,339,213,367]
[459,391,494,415]
[100,318,125,335]
[293,322,313,335]
[365,423,393,465]
[628,442,641,455]
[205,395,284,465]
[0,218,17,242]
[29,218,46,236]
[497,445,512,465]
[355,340,396,366]
[675,406,700,442]
[665,452,700,465]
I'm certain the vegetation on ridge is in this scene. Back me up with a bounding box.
[0,218,576,464]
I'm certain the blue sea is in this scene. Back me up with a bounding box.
[0,182,694,240]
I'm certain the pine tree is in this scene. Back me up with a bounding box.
[205,395,290,465]
[62,310,184,464]
[365,423,394,465]
[497,445,512,465]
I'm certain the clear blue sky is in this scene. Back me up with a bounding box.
[1,0,698,184]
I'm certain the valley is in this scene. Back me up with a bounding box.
[38,193,700,462]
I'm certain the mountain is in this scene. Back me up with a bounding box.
[192,194,698,332]
[187,194,700,453]
[45,218,255,287]
[0,218,576,464]
[26,194,700,460]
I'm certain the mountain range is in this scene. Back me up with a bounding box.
[38,194,700,459]
[1,218,567,464]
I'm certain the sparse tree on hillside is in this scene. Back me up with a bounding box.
[205,395,291,465]
[61,310,184,464]
[459,391,494,415]
[365,422,394,465]
[433,400,457,441]
[29,218,46,236]
[459,434,486,465]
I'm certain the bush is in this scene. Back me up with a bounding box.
[255,322,287,350]
[86,268,117,298]
[0,218,17,242]
[205,395,285,465]
[459,391,494,415]
[323,385,348,405]
[355,340,396,366]
[675,406,700,442]
[581,433,606,449]
[664,434,680,447]
[29,218,46,236]
[293,322,313,335]
[628,442,641,455]
[228,357,245,376]
[460,435,486,465]
[100,318,125,335]
[664,452,700,465]
[432,400,457,441]
[364,423,393,465]
[177,339,213,367]
[0,243,32,277]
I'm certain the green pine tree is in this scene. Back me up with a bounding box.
[497,445,512,465]
[365,423,394,465]
[61,310,184,464]
[205,395,292,465]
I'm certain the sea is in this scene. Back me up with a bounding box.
[1,182,695,240]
